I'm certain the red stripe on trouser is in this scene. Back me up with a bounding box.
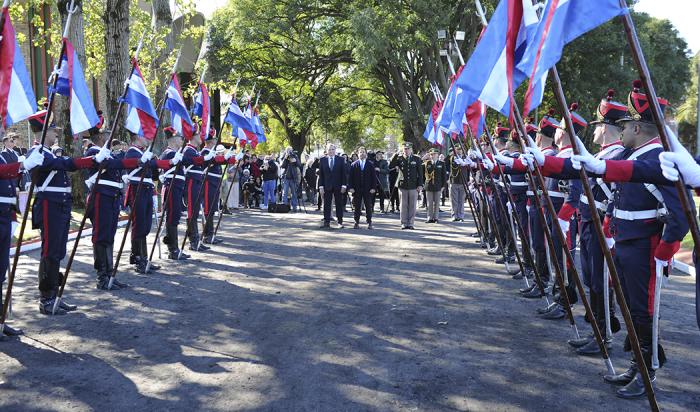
[188,180,193,219]
[204,182,209,215]
[92,193,101,243]
[42,199,49,258]
[648,234,661,317]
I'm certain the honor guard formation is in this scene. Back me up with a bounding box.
[1,0,699,410]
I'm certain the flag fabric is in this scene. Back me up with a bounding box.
[0,7,37,128]
[193,82,210,141]
[252,108,266,143]
[465,100,486,138]
[242,104,258,147]
[223,97,253,133]
[423,108,436,143]
[54,39,100,135]
[453,0,539,116]
[124,62,159,139]
[165,74,193,139]
[518,0,627,114]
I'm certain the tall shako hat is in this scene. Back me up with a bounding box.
[538,108,559,138]
[591,89,627,125]
[558,102,587,135]
[164,126,177,139]
[618,79,668,124]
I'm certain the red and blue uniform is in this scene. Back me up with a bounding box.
[0,161,21,285]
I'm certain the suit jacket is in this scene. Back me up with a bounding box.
[348,159,379,193]
[318,155,347,191]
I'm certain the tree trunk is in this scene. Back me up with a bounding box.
[104,0,130,133]
[151,0,173,129]
[57,0,88,207]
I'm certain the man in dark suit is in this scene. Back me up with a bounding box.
[318,143,347,228]
[348,147,379,229]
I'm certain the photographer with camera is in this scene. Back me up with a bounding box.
[281,146,302,212]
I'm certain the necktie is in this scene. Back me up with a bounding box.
[330,157,334,170]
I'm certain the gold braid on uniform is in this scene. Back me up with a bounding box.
[449,156,462,178]
[424,159,435,185]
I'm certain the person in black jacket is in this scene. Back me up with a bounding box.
[261,155,278,208]
[318,144,347,228]
[348,147,379,229]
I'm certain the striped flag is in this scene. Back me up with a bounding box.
[0,7,37,128]
[165,74,193,139]
[193,82,210,141]
[54,39,100,135]
[124,62,159,139]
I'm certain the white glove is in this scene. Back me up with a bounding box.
[519,153,535,170]
[558,218,570,235]
[95,145,112,163]
[605,237,615,249]
[654,257,669,268]
[140,149,154,163]
[204,150,216,161]
[17,155,26,162]
[524,136,545,166]
[658,125,700,187]
[506,201,513,215]
[482,156,494,171]
[468,149,482,160]
[494,153,514,168]
[170,149,183,166]
[235,151,245,161]
[22,149,44,171]
[224,148,235,161]
[571,136,605,174]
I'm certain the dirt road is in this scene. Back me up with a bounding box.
[1,208,699,411]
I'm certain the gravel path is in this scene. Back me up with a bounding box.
[1,207,699,411]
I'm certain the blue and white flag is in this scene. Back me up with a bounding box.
[518,0,627,113]
[454,0,540,117]
[54,39,100,135]
[165,74,193,139]
[124,62,159,139]
[0,7,37,128]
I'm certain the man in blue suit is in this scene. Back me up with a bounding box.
[348,147,379,229]
[318,143,347,228]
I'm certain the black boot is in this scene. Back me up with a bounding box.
[141,238,160,271]
[609,290,621,333]
[605,357,638,386]
[616,322,662,398]
[39,287,66,316]
[129,238,139,265]
[95,245,119,290]
[578,291,610,355]
[166,225,189,260]
[0,286,23,336]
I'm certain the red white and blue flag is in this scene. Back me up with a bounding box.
[165,74,193,139]
[223,97,253,133]
[252,108,266,143]
[193,82,210,141]
[0,7,37,128]
[518,0,627,114]
[55,39,100,135]
[241,104,259,148]
[124,62,159,139]
[453,0,540,117]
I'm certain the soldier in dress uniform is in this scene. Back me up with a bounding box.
[488,124,516,262]
[0,146,43,335]
[518,110,559,298]
[423,148,445,223]
[568,80,689,398]
[159,127,190,260]
[201,130,224,244]
[123,133,174,274]
[447,145,472,222]
[27,125,100,314]
[183,130,214,251]
[389,142,424,229]
[85,130,139,289]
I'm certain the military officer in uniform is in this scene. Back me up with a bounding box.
[447,145,472,222]
[0,148,44,334]
[389,142,424,229]
[201,131,224,244]
[423,148,445,223]
[569,81,689,398]
[159,127,189,260]
[28,126,100,314]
